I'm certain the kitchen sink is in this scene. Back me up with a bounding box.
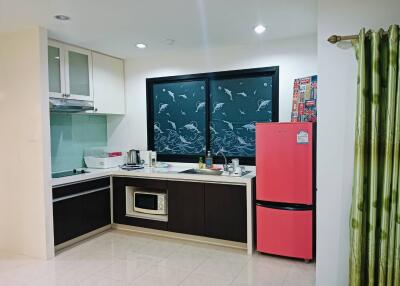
[180,168,223,176]
[180,168,252,177]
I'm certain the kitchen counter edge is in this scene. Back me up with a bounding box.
[52,167,255,187]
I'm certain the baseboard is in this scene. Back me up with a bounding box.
[112,223,247,250]
[54,225,111,252]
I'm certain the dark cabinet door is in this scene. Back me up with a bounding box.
[168,181,205,236]
[83,189,111,233]
[53,178,111,246]
[53,196,84,245]
[112,177,126,223]
[204,184,247,242]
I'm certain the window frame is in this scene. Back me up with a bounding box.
[146,66,279,165]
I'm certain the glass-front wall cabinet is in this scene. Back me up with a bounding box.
[48,42,65,98]
[48,40,93,101]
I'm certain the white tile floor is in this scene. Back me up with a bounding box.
[0,230,315,286]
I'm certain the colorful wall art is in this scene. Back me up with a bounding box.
[291,75,317,122]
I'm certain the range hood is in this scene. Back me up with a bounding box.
[49,98,94,113]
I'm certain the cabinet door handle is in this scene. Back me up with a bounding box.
[53,186,110,202]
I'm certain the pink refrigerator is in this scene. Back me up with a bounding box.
[256,122,315,261]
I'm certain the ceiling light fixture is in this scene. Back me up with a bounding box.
[164,38,175,46]
[254,24,266,34]
[136,43,147,49]
[54,15,70,21]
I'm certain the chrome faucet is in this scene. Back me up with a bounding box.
[216,149,229,172]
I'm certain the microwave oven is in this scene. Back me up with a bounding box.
[133,191,167,215]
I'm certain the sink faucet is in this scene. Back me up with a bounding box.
[216,149,229,172]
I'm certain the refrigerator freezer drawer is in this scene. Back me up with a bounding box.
[256,205,313,260]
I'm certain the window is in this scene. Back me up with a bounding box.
[152,80,206,156]
[147,67,279,165]
[210,76,274,157]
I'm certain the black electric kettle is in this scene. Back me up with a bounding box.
[127,149,141,165]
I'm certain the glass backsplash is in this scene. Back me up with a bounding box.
[50,113,107,173]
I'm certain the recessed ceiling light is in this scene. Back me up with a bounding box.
[54,15,70,21]
[136,43,147,49]
[254,25,266,34]
[164,38,175,46]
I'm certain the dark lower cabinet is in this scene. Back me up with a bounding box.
[205,184,247,242]
[53,178,111,246]
[111,177,247,243]
[168,181,205,236]
[83,189,111,233]
[53,196,84,245]
[54,176,248,246]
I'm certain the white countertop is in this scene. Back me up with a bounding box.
[52,163,256,187]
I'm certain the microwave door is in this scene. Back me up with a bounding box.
[134,192,167,215]
[135,193,157,211]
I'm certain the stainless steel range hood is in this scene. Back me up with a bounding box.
[49,98,94,113]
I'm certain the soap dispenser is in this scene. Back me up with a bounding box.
[205,151,213,168]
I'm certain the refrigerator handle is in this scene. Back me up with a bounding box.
[256,202,314,211]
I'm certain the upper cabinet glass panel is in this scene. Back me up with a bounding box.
[210,76,274,157]
[48,46,62,94]
[67,50,91,98]
[152,80,206,156]
[48,42,93,100]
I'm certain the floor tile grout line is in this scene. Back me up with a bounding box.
[176,254,210,286]
[226,257,250,286]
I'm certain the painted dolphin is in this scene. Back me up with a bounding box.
[224,88,233,101]
[196,102,205,112]
[167,90,175,102]
[158,103,168,114]
[212,102,225,113]
[257,100,271,112]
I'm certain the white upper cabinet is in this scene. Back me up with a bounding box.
[65,45,93,101]
[92,52,125,115]
[48,41,125,115]
[48,41,65,98]
[48,40,93,101]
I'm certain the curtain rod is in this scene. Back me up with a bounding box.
[328,31,389,44]
[327,35,358,44]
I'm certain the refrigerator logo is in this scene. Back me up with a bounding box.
[297,130,309,144]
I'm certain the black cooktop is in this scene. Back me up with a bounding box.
[52,169,90,178]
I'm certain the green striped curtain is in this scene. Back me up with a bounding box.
[350,24,400,286]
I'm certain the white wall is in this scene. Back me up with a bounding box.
[0,27,54,259]
[317,0,400,285]
[108,35,317,149]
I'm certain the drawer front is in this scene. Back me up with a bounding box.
[53,177,110,199]
[256,205,313,260]
[113,177,167,190]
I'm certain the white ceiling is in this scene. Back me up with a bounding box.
[0,0,317,59]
